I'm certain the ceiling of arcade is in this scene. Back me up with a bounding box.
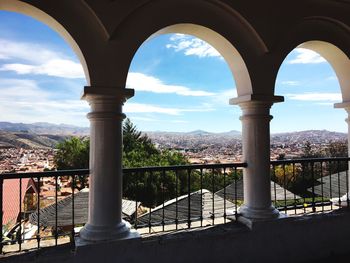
[4,0,350,99]
[79,0,350,46]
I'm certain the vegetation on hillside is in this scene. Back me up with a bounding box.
[54,119,240,206]
[54,120,348,206]
[272,140,348,198]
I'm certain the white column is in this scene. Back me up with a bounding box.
[79,86,139,242]
[230,95,283,220]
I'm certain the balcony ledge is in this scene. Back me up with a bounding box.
[2,209,350,263]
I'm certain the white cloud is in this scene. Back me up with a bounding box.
[129,116,188,124]
[126,72,215,96]
[280,81,300,86]
[166,34,222,58]
[286,92,341,102]
[218,89,237,99]
[124,102,214,115]
[287,48,326,64]
[0,39,59,63]
[171,120,189,124]
[0,79,44,100]
[0,38,84,79]
[0,54,9,60]
[129,116,157,122]
[326,75,338,81]
[0,78,89,126]
[211,88,237,105]
[1,59,84,79]
[315,102,335,106]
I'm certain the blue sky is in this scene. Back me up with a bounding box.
[0,11,347,133]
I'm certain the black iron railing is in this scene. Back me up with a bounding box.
[123,163,246,234]
[1,157,350,255]
[0,163,246,254]
[0,169,89,254]
[271,157,350,215]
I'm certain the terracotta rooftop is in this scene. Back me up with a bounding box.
[2,177,37,229]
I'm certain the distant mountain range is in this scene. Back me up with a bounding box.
[0,122,89,149]
[0,122,89,135]
[146,129,242,138]
[0,130,69,149]
[0,122,347,149]
[271,130,347,144]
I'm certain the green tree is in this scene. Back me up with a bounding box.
[54,137,89,190]
[53,119,238,208]
[122,119,189,206]
[324,140,348,175]
[123,118,158,156]
[301,141,323,158]
[54,119,190,206]
[54,137,89,169]
[278,141,349,198]
[325,140,347,157]
[277,153,286,160]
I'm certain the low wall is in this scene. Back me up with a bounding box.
[3,210,350,263]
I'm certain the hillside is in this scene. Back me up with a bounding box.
[0,130,68,149]
[146,129,347,150]
[271,130,347,144]
[0,122,347,149]
[0,122,89,136]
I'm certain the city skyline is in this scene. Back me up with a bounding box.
[0,11,347,133]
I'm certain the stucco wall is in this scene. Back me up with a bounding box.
[3,210,350,263]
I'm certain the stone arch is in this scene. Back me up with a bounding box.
[0,0,93,84]
[298,41,350,102]
[110,0,270,97]
[146,23,251,97]
[272,17,350,101]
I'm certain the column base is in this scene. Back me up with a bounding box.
[237,212,288,230]
[331,193,350,208]
[238,205,287,230]
[238,204,280,220]
[78,220,140,243]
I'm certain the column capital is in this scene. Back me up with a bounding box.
[82,87,134,120]
[229,94,284,106]
[81,86,134,102]
[334,101,350,112]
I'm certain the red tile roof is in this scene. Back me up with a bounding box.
[2,178,37,229]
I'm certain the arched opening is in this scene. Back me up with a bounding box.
[0,10,89,127]
[273,41,350,139]
[271,40,350,214]
[125,24,250,161]
[123,24,250,231]
[125,23,251,138]
[0,8,90,251]
[0,0,90,84]
[273,41,349,134]
[153,24,253,97]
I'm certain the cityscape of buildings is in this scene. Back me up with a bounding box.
[146,129,348,163]
[0,129,347,174]
[0,148,55,173]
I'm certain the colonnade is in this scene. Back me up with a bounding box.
[79,89,289,241]
[2,0,350,244]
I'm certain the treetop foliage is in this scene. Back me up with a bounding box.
[54,136,89,170]
[53,119,191,205]
[54,118,189,170]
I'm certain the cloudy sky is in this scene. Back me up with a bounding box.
[0,11,347,133]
